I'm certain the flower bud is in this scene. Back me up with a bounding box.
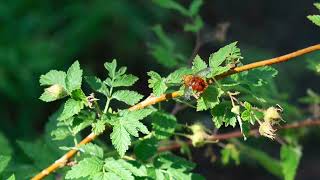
[189,123,207,147]
[263,107,282,124]
[45,84,67,99]
[259,121,276,140]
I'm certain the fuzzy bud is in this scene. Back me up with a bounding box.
[263,107,282,124]
[259,121,276,140]
[45,84,67,99]
[189,123,207,147]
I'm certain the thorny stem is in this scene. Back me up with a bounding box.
[32,44,320,180]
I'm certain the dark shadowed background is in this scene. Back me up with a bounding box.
[0,0,319,179]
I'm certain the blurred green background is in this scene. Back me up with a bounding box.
[0,0,319,179]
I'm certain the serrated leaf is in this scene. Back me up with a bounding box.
[51,127,71,140]
[197,86,224,111]
[209,42,238,68]
[39,70,66,87]
[307,15,320,27]
[104,59,117,78]
[104,158,134,180]
[65,61,83,93]
[154,153,195,171]
[92,172,121,180]
[92,120,106,135]
[221,144,240,165]
[58,99,84,121]
[211,103,237,128]
[148,71,167,96]
[124,120,149,137]
[79,143,104,159]
[85,76,109,97]
[245,66,278,86]
[72,111,95,135]
[166,68,192,84]
[281,145,302,180]
[152,111,177,140]
[134,137,158,161]
[112,74,139,87]
[192,55,207,74]
[117,159,148,177]
[124,108,156,121]
[65,157,103,179]
[0,155,11,173]
[210,66,230,76]
[112,90,143,105]
[111,123,131,157]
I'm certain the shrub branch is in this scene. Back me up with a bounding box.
[31,44,320,180]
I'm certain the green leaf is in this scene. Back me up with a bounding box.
[39,70,66,88]
[211,103,237,128]
[152,0,189,16]
[79,143,104,159]
[209,42,238,68]
[104,158,134,180]
[51,127,71,140]
[154,153,195,171]
[281,145,302,180]
[134,137,158,161]
[65,157,103,179]
[245,66,278,86]
[221,144,240,165]
[58,99,84,121]
[92,172,121,180]
[192,55,207,74]
[314,3,320,10]
[112,74,139,87]
[72,111,96,135]
[0,132,12,155]
[71,89,87,102]
[210,66,230,76]
[148,71,167,96]
[123,119,150,137]
[152,111,177,140]
[7,174,15,180]
[124,108,156,121]
[104,59,117,78]
[112,90,143,105]
[197,86,224,111]
[307,15,320,27]
[184,15,204,33]
[111,123,131,157]
[166,68,192,84]
[189,0,203,16]
[0,155,11,173]
[92,120,106,135]
[85,76,109,97]
[65,61,83,93]
[117,159,148,177]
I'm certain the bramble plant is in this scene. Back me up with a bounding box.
[1,1,320,180]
